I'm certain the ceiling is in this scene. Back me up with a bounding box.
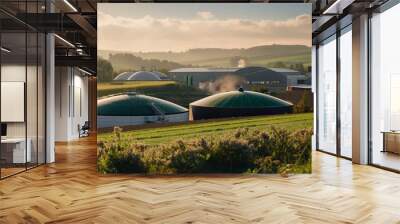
[0,0,392,75]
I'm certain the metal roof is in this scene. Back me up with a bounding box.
[152,71,168,78]
[98,93,188,116]
[128,71,161,81]
[169,67,240,73]
[114,71,168,81]
[288,85,312,89]
[114,72,134,81]
[170,67,302,75]
[269,68,301,73]
[190,89,293,109]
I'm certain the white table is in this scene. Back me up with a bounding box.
[1,138,31,163]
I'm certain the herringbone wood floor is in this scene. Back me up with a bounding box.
[1,136,400,224]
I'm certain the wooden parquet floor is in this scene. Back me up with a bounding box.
[1,136,400,224]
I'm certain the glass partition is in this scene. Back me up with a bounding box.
[317,35,337,154]
[1,31,28,177]
[339,26,352,158]
[27,31,38,169]
[37,32,46,165]
[0,3,46,179]
[370,3,400,171]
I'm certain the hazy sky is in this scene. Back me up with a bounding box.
[98,3,311,52]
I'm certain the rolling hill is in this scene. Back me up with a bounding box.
[99,44,311,69]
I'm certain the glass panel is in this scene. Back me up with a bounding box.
[38,33,45,165]
[371,4,400,171]
[339,27,352,158]
[312,46,317,151]
[26,0,39,169]
[1,31,27,177]
[317,35,337,154]
[0,1,46,179]
[27,31,38,169]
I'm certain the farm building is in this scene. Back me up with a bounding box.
[97,92,189,128]
[269,68,309,86]
[189,88,293,120]
[152,71,169,80]
[113,71,133,81]
[113,71,169,81]
[168,66,308,92]
[127,71,161,81]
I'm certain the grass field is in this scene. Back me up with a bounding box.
[98,113,313,145]
[98,80,176,92]
[97,81,177,97]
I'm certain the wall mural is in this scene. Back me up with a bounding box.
[97,3,313,175]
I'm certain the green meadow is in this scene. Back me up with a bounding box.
[98,113,313,145]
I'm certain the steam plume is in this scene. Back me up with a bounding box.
[199,75,245,93]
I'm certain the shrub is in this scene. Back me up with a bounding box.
[97,126,312,175]
[247,130,272,158]
[169,139,211,173]
[141,146,173,174]
[252,156,281,173]
[98,144,144,173]
[208,138,254,172]
[97,127,145,173]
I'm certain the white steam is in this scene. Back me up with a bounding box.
[199,75,245,93]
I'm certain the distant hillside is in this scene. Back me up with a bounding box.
[108,53,188,73]
[99,44,311,71]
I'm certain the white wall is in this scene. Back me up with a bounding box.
[1,65,27,138]
[55,67,89,141]
[1,63,46,164]
[1,65,26,81]
[55,67,69,141]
